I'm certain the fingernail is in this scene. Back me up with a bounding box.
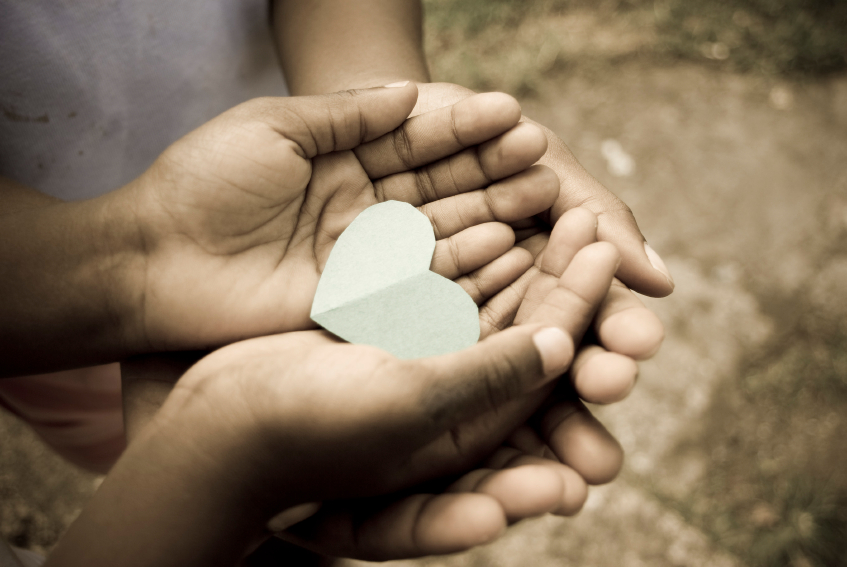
[383,81,410,88]
[532,327,572,380]
[644,243,674,289]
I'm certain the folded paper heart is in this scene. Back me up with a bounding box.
[311,201,480,359]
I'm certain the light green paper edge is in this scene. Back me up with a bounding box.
[310,201,480,359]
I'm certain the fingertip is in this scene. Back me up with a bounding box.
[572,351,638,404]
[477,465,564,522]
[556,206,598,232]
[546,405,624,485]
[501,121,549,160]
[479,122,549,180]
[534,164,562,201]
[553,466,589,516]
[615,242,675,298]
[532,327,574,382]
[475,92,522,125]
[415,494,507,553]
[578,241,621,272]
[598,308,665,360]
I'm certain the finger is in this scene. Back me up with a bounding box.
[570,345,638,404]
[420,164,560,239]
[535,126,674,297]
[446,461,565,522]
[429,222,515,281]
[404,324,573,437]
[266,502,322,532]
[373,121,548,206]
[406,242,619,436]
[594,279,665,360]
[540,399,624,485]
[282,493,507,560]
[513,207,598,325]
[524,241,622,340]
[456,247,534,306]
[475,218,603,339]
[481,448,588,516]
[355,92,522,179]
[476,233,551,339]
[242,82,419,157]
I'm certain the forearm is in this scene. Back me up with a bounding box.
[0,177,143,376]
[45,406,268,567]
[273,0,430,94]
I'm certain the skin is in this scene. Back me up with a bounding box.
[1,85,551,375]
[46,221,622,567]
[113,0,670,560]
[271,0,668,416]
[2,1,671,561]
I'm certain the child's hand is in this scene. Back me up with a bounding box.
[124,83,557,353]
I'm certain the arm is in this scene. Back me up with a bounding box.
[0,177,143,376]
[273,0,430,94]
[272,2,673,296]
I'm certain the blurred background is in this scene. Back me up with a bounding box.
[2,0,846,565]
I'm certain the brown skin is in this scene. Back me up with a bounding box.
[2,85,554,375]
[47,234,621,567]
[115,1,667,560]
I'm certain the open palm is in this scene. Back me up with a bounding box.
[127,84,557,352]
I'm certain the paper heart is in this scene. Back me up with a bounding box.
[311,201,479,359]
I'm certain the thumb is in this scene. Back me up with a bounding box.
[403,324,574,434]
[404,239,621,434]
[252,82,418,158]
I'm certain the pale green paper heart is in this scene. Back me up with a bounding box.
[311,201,480,359]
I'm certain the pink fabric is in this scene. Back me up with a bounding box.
[0,364,125,474]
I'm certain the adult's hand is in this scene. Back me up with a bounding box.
[48,232,620,567]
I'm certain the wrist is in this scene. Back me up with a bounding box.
[0,183,148,374]
[85,183,152,356]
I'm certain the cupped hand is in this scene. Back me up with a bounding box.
[123,83,557,353]
[143,217,620,562]
[412,81,667,408]
[413,82,674,297]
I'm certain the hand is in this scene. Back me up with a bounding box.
[120,208,632,562]
[253,209,624,561]
[125,83,558,353]
[49,229,618,566]
[158,230,619,563]
[412,81,666,411]
[413,83,674,296]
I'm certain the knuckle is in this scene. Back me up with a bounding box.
[414,168,439,203]
[481,349,524,409]
[446,236,463,272]
[391,127,416,170]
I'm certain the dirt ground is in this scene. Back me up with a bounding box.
[2,2,846,566]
